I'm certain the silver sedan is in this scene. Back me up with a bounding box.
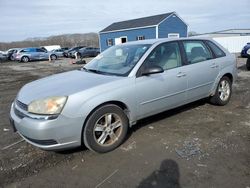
[10,38,237,153]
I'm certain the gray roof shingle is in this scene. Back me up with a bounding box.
[100,12,174,33]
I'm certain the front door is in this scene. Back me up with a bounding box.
[135,41,188,119]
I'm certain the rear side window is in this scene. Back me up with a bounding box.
[36,48,46,52]
[206,41,226,58]
[20,48,33,53]
[183,41,213,64]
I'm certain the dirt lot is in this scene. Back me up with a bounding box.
[0,57,250,188]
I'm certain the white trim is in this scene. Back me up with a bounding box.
[100,25,157,34]
[157,12,189,27]
[156,26,159,39]
[98,34,102,51]
[168,33,180,38]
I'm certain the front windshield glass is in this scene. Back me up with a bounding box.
[84,44,151,76]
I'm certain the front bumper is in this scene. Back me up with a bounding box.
[10,102,84,150]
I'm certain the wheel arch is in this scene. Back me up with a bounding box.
[81,100,130,144]
[222,73,233,83]
[211,72,234,96]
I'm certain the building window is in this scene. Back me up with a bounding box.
[136,36,145,40]
[107,38,113,46]
[168,33,180,38]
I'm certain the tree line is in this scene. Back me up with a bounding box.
[0,33,99,51]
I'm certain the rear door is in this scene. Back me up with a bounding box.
[36,48,48,59]
[182,40,219,102]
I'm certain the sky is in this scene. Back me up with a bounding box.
[0,0,249,42]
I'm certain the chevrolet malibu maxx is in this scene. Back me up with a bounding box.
[10,38,237,153]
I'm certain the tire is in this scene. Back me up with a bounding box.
[10,55,15,61]
[21,56,29,63]
[246,58,250,71]
[210,76,232,106]
[83,104,129,153]
[50,54,57,60]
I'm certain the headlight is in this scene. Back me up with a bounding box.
[28,96,67,115]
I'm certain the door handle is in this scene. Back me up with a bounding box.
[177,72,186,78]
[210,63,218,68]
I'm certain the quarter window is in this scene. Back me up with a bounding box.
[206,41,226,58]
[144,42,182,70]
[183,41,213,64]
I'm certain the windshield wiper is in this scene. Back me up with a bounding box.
[82,67,106,75]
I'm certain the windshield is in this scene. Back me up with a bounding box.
[83,44,151,76]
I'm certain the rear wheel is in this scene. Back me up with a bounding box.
[10,55,15,61]
[246,58,250,70]
[50,54,57,60]
[83,104,129,153]
[210,76,232,106]
[21,56,29,63]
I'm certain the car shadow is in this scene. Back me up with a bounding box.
[127,99,207,138]
[137,159,181,188]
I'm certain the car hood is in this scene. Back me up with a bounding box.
[17,70,124,104]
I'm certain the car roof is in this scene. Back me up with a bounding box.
[117,37,213,46]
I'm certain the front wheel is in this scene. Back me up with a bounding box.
[246,58,250,71]
[210,76,232,106]
[83,104,129,153]
[50,54,57,60]
[21,56,29,63]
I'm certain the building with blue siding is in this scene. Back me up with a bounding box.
[99,12,188,51]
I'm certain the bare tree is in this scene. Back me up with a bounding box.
[0,33,99,51]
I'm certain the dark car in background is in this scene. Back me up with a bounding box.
[15,47,58,62]
[77,47,100,58]
[241,43,250,58]
[63,46,85,58]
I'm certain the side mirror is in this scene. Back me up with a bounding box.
[141,65,164,76]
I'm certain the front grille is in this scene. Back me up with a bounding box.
[16,100,28,111]
[23,135,58,145]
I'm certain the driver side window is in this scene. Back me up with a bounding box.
[144,42,182,70]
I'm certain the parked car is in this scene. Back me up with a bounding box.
[41,45,61,52]
[241,43,250,58]
[51,48,65,58]
[0,51,7,61]
[61,47,69,51]
[10,38,237,153]
[77,47,100,58]
[11,49,21,61]
[246,57,250,70]
[15,47,57,62]
[5,48,20,60]
[63,46,85,58]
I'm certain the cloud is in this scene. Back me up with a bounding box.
[0,0,249,41]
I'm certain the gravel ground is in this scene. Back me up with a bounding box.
[0,57,250,188]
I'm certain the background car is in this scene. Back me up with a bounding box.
[77,47,100,58]
[15,47,57,62]
[5,48,20,60]
[0,51,7,62]
[241,42,250,58]
[63,46,85,58]
[246,57,250,70]
[51,48,65,58]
